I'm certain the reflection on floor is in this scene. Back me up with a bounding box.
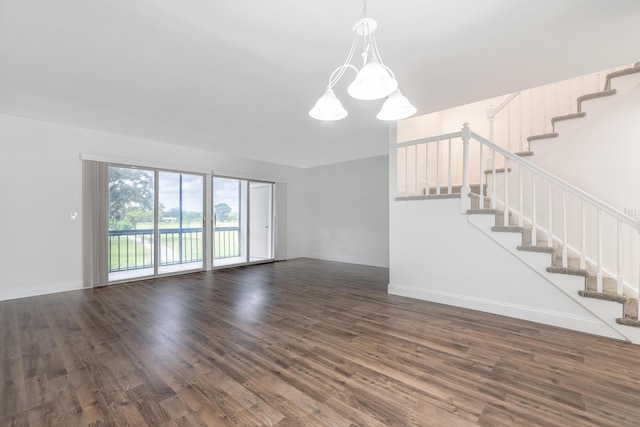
[108,261,203,282]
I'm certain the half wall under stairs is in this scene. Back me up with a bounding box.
[389,197,639,342]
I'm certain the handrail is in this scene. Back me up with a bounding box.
[487,91,521,119]
[109,227,203,236]
[397,126,638,232]
[467,129,638,231]
[396,130,462,148]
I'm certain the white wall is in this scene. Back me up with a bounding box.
[388,197,623,340]
[305,155,389,268]
[0,113,309,300]
[528,74,640,213]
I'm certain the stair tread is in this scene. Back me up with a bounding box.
[527,132,559,142]
[518,244,555,254]
[577,89,617,112]
[396,194,460,201]
[515,151,534,157]
[466,209,500,215]
[616,317,640,327]
[579,289,627,304]
[424,183,485,195]
[551,112,586,124]
[605,65,640,90]
[492,225,529,231]
[484,167,512,175]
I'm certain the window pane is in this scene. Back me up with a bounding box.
[158,172,204,274]
[213,177,243,266]
[108,166,155,281]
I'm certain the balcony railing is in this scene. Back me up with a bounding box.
[108,226,239,272]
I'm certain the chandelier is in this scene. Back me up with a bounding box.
[309,1,416,121]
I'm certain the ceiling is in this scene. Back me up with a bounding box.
[1,0,639,168]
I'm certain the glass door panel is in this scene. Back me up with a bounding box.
[108,166,155,281]
[213,177,244,266]
[158,172,204,274]
[212,177,275,267]
[249,182,273,261]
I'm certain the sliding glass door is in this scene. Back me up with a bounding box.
[157,171,204,275]
[108,166,156,281]
[108,165,204,282]
[213,177,274,267]
[212,177,244,266]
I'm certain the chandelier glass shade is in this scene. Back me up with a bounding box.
[376,89,417,121]
[308,88,348,121]
[309,2,416,121]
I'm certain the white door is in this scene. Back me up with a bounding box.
[249,182,273,261]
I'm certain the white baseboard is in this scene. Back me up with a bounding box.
[306,253,389,268]
[388,283,626,341]
[0,281,83,302]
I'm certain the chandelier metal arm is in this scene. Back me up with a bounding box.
[326,33,360,88]
[370,32,386,66]
[309,0,416,121]
[328,64,358,89]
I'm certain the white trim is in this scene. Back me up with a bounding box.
[80,153,211,175]
[306,253,389,268]
[0,282,83,302]
[387,283,627,341]
[212,169,282,184]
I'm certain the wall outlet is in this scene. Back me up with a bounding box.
[624,206,640,219]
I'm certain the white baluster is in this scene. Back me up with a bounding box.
[518,166,523,227]
[547,182,553,248]
[491,150,496,209]
[414,145,418,196]
[503,157,509,227]
[460,124,471,213]
[478,143,484,209]
[507,103,512,152]
[447,138,452,194]
[562,189,568,268]
[580,200,586,270]
[596,209,603,292]
[617,220,623,295]
[531,173,537,246]
[425,142,430,195]
[436,140,441,195]
[404,146,408,196]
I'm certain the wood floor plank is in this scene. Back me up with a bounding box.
[2,258,640,425]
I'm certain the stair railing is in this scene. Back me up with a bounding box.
[396,123,640,314]
[487,65,630,153]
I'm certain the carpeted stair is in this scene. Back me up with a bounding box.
[515,63,640,157]
[466,194,640,328]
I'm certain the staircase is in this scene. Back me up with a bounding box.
[393,63,640,343]
[516,62,640,157]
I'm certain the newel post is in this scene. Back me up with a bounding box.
[461,123,471,213]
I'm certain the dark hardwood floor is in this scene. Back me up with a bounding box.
[2,258,640,426]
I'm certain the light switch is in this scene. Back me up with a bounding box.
[70,211,78,221]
